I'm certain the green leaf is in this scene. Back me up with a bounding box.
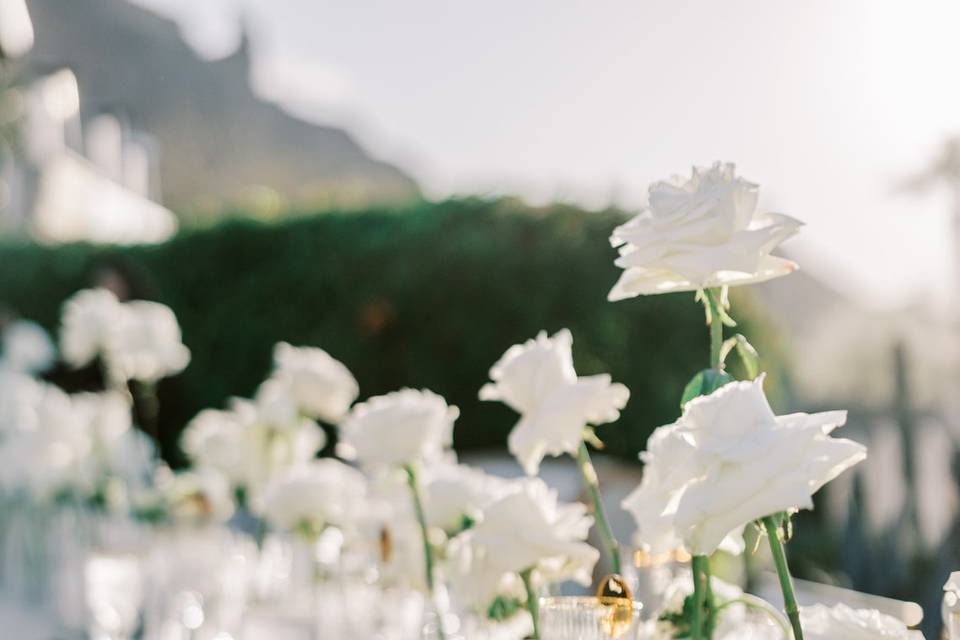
[680,368,735,409]
[732,334,761,380]
[487,595,524,622]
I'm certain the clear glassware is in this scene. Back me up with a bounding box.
[84,552,143,640]
[330,579,425,640]
[539,596,643,640]
[141,525,256,640]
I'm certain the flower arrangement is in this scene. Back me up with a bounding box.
[0,161,923,640]
[612,162,866,640]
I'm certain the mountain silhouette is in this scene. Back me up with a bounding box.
[20,0,420,216]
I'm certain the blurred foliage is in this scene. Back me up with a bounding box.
[0,198,786,465]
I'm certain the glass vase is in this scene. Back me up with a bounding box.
[539,596,642,640]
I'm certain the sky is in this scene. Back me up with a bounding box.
[130,0,960,308]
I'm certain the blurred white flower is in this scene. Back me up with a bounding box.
[254,375,304,426]
[258,458,367,536]
[105,300,190,383]
[59,288,122,368]
[422,462,512,535]
[181,407,251,487]
[623,376,866,556]
[608,163,802,300]
[73,390,133,445]
[0,319,56,374]
[0,382,88,497]
[801,603,923,639]
[0,370,45,434]
[457,611,533,640]
[0,384,138,502]
[181,399,326,501]
[269,342,359,423]
[358,473,429,589]
[338,388,457,469]
[162,469,235,524]
[59,288,190,384]
[452,478,598,610]
[479,329,629,475]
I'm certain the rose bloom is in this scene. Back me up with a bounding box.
[0,319,56,375]
[608,162,802,300]
[59,288,122,368]
[181,407,254,489]
[800,604,924,639]
[623,376,865,556]
[104,300,190,383]
[452,478,599,610]
[356,473,430,589]
[257,459,367,536]
[480,329,629,475]
[422,461,513,535]
[269,342,359,424]
[0,382,92,497]
[0,384,135,500]
[0,370,45,434]
[337,388,458,469]
[181,401,326,499]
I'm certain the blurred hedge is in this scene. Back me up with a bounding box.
[0,198,783,466]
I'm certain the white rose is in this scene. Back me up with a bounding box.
[59,288,122,368]
[621,421,702,555]
[624,376,866,556]
[105,300,190,383]
[422,462,512,534]
[608,162,802,300]
[0,370,45,434]
[270,342,359,424]
[181,407,251,487]
[800,603,924,639]
[231,398,326,499]
[254,376,305,426]
[0,319,56,375]
[257,458,367,535]
[0,382,91,497]
[182,401,326,498]
[479,329,629,475]
[454,478,599,610]
[0,382,149,502]
[72,390,132,445]
[338,388,457,469]
[162,469,235,524]
[357,473,429,589]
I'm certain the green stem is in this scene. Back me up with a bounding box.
[691,555,707,640]
[405,464,447,640]
[574,441,622,574]
[762,516,804,640]
[704,560,716,636]
[521,567,540,640]
[704,288,724,370]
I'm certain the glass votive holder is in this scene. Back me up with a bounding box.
[539,596,643,640]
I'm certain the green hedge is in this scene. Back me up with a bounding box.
[0,198,784,465]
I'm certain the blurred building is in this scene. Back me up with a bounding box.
[15,0,419,222]
[0,0,176,244]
